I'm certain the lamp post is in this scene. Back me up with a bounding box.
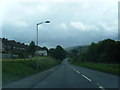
[36,21,50,71]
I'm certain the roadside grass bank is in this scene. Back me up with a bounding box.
[2,56,60,85]
[71,61,120,75]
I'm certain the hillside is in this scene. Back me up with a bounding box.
[65,45,89,54]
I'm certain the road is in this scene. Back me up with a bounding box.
[3,58,119,89]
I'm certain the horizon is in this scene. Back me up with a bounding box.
[0,37,118,49]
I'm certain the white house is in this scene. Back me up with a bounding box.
[37,50,47,56]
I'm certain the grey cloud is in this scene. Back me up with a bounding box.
[2,2,118,48]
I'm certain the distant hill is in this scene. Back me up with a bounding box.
[65,45,90,54]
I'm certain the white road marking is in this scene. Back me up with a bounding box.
[97,83,105,90]
[76,70,80,74]
[70,67,76,71]
[82,75,92,81]
[99,86,105,90]
[71,67,80,74]
[72,68,80,74]
[70,66,105,90]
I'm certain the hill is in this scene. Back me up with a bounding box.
[65,45,89,55]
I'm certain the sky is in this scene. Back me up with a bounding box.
[1,0,119,48]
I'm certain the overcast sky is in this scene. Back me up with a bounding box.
[1,0,118,48]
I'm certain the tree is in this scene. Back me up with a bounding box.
[48,48,55,57]
[98,52,108,63]
[27,41,36,57]
[73,39,120,63]
[54,45,66,61]
[72,49,78,55]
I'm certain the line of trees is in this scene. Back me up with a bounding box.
[20,41,67,61]
[2,38,67,60]
[69,39,120,64]
[26,41,67,61]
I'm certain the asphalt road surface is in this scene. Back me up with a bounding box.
[3,58,119,89]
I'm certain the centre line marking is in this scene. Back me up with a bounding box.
[97,83,105,90]
[99,86,105,90]
[76,70,80,74]
[82,75,92,81]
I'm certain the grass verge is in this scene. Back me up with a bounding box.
[72,61,120,75]
[2,56,59,85]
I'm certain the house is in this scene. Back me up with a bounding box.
[37,50,47,56]
[1,38,29,59]
[36,46,48,56]
[1,37,48,58]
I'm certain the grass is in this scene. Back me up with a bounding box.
[2,56,59,85]
[72,61,120,75]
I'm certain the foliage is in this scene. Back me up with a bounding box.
[54,45,66,61]
[70,49,79,60]
[69,39,120,64]
[48,48,55,57]
[27,41,36,57]
[48,45,67,61]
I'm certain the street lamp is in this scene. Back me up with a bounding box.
[36,21,50,71]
